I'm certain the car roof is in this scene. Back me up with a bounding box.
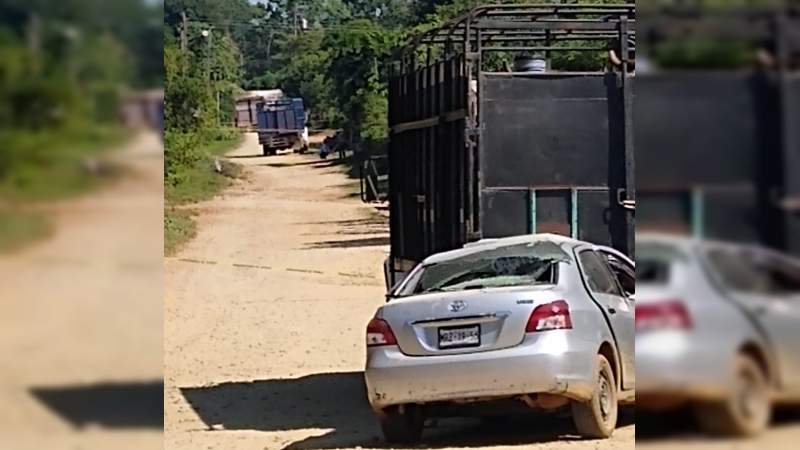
[636,231,799,259]
[422,233,586,265]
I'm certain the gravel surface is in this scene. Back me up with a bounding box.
[164,133,635,450]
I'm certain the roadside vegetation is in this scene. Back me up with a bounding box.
[166,0,740,254]
[163,129,243,255]
[162,0,630,254]
[163,18,247,254]
[0,1,161,253]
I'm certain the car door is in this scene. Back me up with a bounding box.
[576,248,636,389]
[709,246,800,394]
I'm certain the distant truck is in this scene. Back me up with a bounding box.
[234,89,283,130]
[256,97,309,156]
[234,90,309,156]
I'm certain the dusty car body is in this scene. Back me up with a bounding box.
[636,233,800,436]
[364,234,635,443]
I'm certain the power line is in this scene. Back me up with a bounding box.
[186,20,395,32]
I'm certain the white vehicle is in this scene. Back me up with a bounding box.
[366,234,636,443]
[637,233,800,436]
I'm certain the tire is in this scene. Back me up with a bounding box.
[572,354,618,439]
[693,354,772,437]
[299,145,309,154]
[380,405,424,444]
[262,145,272,156]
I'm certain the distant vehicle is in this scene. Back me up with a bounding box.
[255,97,309,156]
[636,233,800,437]
[365,234,636,443]
[234,90,309,156]
[234,89,282,130]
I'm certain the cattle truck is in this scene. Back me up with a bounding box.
[385,3,636,288]
[256,97,309,156]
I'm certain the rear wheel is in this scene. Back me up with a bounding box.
[693,354,771,437]
[571,354,618,439]
[380,405,424,444]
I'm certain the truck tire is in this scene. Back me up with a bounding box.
[571,355,618,439]
[380,405,424,444]
[262,145,271,156]
[693,354,771,437]
[299,144,309,154]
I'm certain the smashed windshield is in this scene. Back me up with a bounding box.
[395,241,570,297]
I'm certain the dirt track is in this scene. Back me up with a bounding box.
[164,133,635,450]
[0,131,164,449]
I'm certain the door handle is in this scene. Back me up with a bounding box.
[608,307,617,315]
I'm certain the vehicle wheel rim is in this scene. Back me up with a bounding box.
[598,374,612,421]
[737,367,766,422]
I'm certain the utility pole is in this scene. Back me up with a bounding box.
[27,13,41,53]
[293,4,298,37]
[181,11,188,51]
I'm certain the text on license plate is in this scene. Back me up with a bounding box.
[438,325,481,349]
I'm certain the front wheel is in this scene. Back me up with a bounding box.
[693,354,772,437]
[571,354,618,439]
[380,405,424,444]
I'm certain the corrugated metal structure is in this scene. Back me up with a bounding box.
[387,4,636,279]
[637,7,800,255]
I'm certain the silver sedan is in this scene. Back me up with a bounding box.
[636,233,800,437]
[364,234,636,443]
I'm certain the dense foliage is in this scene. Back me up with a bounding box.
[0,0,162,200]
[163,1,637,149]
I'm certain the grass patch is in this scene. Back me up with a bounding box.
[163,129,244,255]
[0,211,52,254]
[0,125,128,203]
[164,208,197,256]
[164,130,244,205]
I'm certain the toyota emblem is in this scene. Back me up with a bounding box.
[448,300,467,313]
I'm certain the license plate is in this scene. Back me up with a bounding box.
[438,325,481,349]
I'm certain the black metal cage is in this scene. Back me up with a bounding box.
[387,3,636,277]
[636,6,800,255]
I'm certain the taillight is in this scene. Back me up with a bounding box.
[526,300,573,332]
[636,300,693,332]
[366,317,397,347]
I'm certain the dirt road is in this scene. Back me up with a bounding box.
[0,131,164,449]
[164,133,635,450]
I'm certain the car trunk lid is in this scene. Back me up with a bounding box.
[381,285,564,356]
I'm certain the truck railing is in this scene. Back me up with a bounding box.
[387,3,637,272]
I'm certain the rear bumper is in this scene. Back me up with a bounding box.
[257,131,299,148]
[636,331,734,402]
[364,331,597,410]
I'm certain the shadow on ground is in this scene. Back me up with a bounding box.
[262,159,340,169]
[636,406,800,442]
[227,153,270,159]
[181,372,634,450]
[30,380,163,429]
[298,217,389,248]
[304,236,389,249]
